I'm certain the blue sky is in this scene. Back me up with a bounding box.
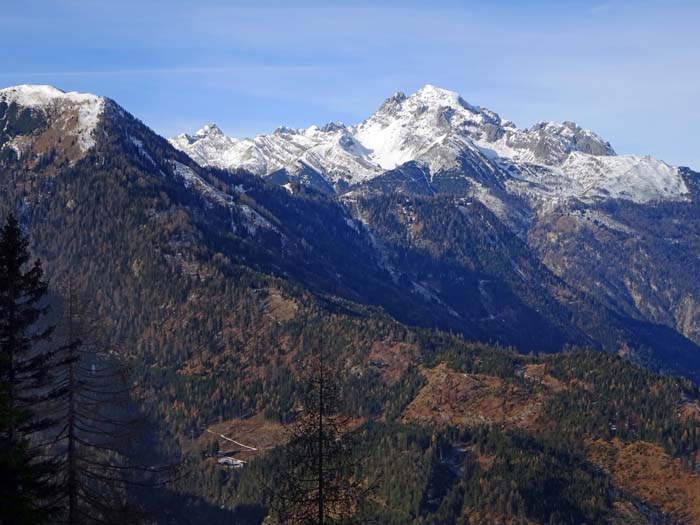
[2,0,699,168]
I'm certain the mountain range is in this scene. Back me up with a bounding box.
[2,83,700,523]
[171,84,700,370]
[170,84,687,210]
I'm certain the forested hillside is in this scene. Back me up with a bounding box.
[1,86,699,524]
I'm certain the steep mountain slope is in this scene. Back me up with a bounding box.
[530,195,700,343]
[0,84,104,167]
[171,83,700,362]
[2,84,700,524]
[4,85,698,371]
[0,87,616,356]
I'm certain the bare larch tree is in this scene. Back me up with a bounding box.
[269,348,373,525]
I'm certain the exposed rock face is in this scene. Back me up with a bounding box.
[170,84,681,213]
[0,85,105,167]
[4,83,700,373]
[173,85,700,347]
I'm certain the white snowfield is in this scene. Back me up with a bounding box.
[170,84,689,206]
[0,85,105,153]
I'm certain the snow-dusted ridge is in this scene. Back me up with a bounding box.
[1,84,683,209]
[0,84,105,153]
[171,84,688,207]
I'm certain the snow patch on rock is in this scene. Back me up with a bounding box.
[0,84,105,153]
[169,84,687,207]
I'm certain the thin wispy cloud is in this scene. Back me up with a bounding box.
[0,65,329,78]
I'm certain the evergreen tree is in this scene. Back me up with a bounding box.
[0,214,56,524]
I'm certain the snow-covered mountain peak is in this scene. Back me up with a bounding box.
[370,84,498,126]
[349,84,505,170]
[0,84,102,110]
[1,84,64,105]
[195,123,225,138]
[169,84,688,208]
[169,123,242,171]
[414,84,462,105]
[411,84,477,115]
[0,84,105,154]
[169,84,519,177]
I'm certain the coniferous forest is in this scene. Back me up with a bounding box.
[2,200,700,524]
